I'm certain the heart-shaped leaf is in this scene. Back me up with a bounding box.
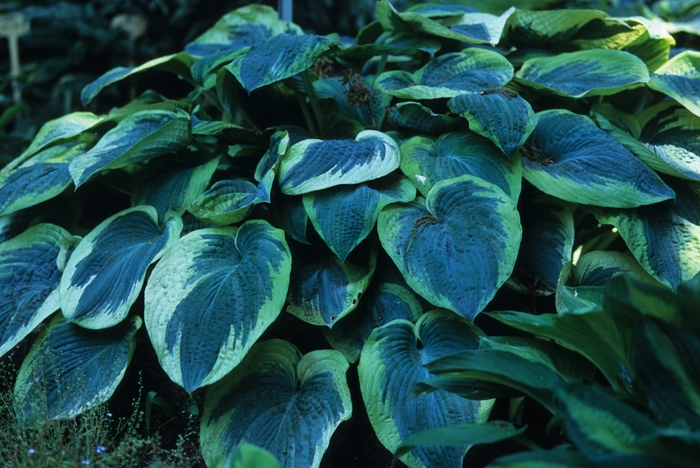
[400,132,521,200]
[0,224,78,358]
[0,143,84,216]
[515,49,649,98]
[358,310,491,468]
[648,51,700,118]
[504,9,614,47]
[387,102,464,135]
[226,34,339,93]
[448,89,537,155]
[508,188,574,296]
[81,53,195,106]
[303,173,415,261]
[375,49,513,100]
[378,175,521,321]
[69,109,191,188]
[201,339,351,468]
[131,157,220,220]
[60,206,182,329]
[521,110,674,208]
[592,178,700,289]
[286,241,376,327]
[188,179,269,226]
[186,4,302,57]
[13,315,141,422]
[279,130,400,195]
[13,112,101,163]
[144,220,291,392]
[323,279,425,363]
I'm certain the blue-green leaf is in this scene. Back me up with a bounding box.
[378,175,521,321]
[188,179,269,226]
[13,315,141,422]
[274,195,310,244]
[201,340,351,468]
[185,4,302,57]
[375,49,513,100]
[313,76,391,130]
[387,102,464,135]
[0,143,84,216]
[521,110,674,208]
[323,280,425,363]
[226,34,339,93]
[303,173,415,261]
[14,112,101,163]
[131,157,220,220]
[60,206,182,329]
[0,224,78,358]
[359,310,491,468]
[504,9,616,47]
[515,49,649,98]
[400,132,521,201]
[448,89,537,155]
[144,220,291,392]
[637,102,700,181]
[279,130,400,195]
[286,242,376,327]
[81,53,195,106]
[227,443,282,468]
[508,189,574,296]
[69,109,191,188]
[648,51,700,117]
[592,178,700,289]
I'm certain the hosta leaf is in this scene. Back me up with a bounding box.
[69,109,191,188]
[378,175,521,321]
[592,179,700,289]
[0,199,75,244]
[60,206,181,329]
[556,251,661,315]
[448,89,537,155]
[13,315,140,422]
[399,132,521,200]
[603,274,681,326]
[188,179,269,226]
[554,382,661,458]
[423,348,560,412]
[648,51,700,117]
[185,4,302,57]
[376,0,513,46]
[201,340,351,468]
[504,9,612,47]
[618,16,675,72]
[226,34,339,93]
[279,130,400,195]
[303,173,415,261]
[395,421,525,460]
[323,280,425,363]
[521,110,674,208]
[144,220,291,392]
[487,445,592,467]
[131,157,220,220]
[637,102,700,181]
[508,189,574,296]
[0,143,84,216]
[375,49,513,100]
[286,241,376,327]
[635,319,700,429]
[0,224,77,359]
[358,310,491,468]
[191,119,271,145]
[515,49,649,98]
[387,102,464,135]
[228,443,282,468]
[487,310,630,390]
[81,53,195,105]
[15,112,101,163]
[274,195,310,244]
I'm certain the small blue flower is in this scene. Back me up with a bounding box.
[95,446,106,454]
[81,460,91,466]
[106,412,113,418]
[27,448,35,456]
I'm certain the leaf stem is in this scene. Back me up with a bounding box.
[376,54,388,76]
[301,69,325,135]
[295,88,319,136]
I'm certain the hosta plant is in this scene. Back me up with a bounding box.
[1,1,700,467]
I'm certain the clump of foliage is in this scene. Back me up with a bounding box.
[1,1,700,467]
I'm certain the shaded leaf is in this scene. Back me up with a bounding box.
[387,101,464,135]
[188,179,269,226]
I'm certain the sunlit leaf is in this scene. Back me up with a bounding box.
[648,51,700,117]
